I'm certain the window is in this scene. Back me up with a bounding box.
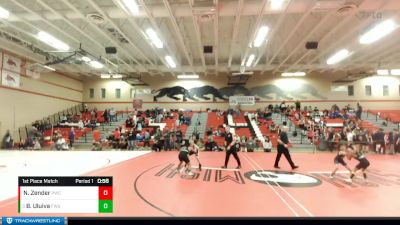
[89,88,94,98]
[348,85,354,96]
[101,88,106,99]
[383,85,389,96]
[130,88,135,98]
[365,85,372,96]
[115,88,121,98]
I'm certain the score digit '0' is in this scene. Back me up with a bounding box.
[97,178,109,184]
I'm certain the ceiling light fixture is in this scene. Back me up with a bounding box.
[281,72,306,77]
[145,28,163,48]
[360,19,397,45]
[253,26,269,47]
[89,61,104,69]
[271,0,286,10]
[377,69,389,75]
[177,74,199,79]
[326,49,350,65]
[81,56,91,62]
[37,31,70,51]
[121,0,139,15]
[390,69,400,75]
[165,55,176,68]
[43,65,56,71]
[246,54,256,67]
[0,6,10,19]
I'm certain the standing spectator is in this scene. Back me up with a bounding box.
[69,127,75,149]
[153,128,162,152]
[346,128,354,145]
[279,101,287,113]
[295,100,301,111]
[127,130,136,150]
[356,103,362,120]
[92,128,101,151]
[110,108,116,122]
[113,128,121,149]
[394,129,399,154]
[326,128,335,152]
[144,130,151,148]
[103,110,110,125]
[2,130,13,149]
[163,129,172,151]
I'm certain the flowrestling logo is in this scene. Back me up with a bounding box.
[244,170,322,187]
[1,217,64,225]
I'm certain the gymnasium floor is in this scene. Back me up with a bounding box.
[0,151,399,217]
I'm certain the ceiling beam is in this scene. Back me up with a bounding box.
[272,10,336,73]
[188,0,206,74]
[227,0,243,69]
[162,0,195,74]
[285,4,360,72]
[240,0,269,67]
[253,0,293,70]
[303,0,391,73]
[35,0,131,73]
[261,1,315,74]
[214,0,219,76]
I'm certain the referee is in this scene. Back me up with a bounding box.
[222,126,241,169]
[274,126,299,170]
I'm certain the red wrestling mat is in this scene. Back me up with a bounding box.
[1,152,399,217]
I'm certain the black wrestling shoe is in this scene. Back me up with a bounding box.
[199,164,202,171]
[236,166,241,169]
[221,166,227,169]
[274,166,280,169]
[292,166,299,170]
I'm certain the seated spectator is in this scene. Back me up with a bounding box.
[78,120,84,130]
[263,136,272,152]
[246,137,256,152]
[55,136,69,151]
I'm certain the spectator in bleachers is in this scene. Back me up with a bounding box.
[373,128,385,154]
[92,128,102,151]
[61,114,67,123]
[153,128,162,152]
[240,135,247,152]
[55,135,68,151]
[144,130,151,148]
[295,100,301,111]
[78,120,84,130]
[113,128,121,149]
[33,139,41,150]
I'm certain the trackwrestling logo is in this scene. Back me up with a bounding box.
[6,217,13,224]
[244,170,322,187]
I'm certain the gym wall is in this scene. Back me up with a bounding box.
[83,74,400,111]
[0,71,83,140]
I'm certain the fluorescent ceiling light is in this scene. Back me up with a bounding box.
[112,74,123,79]
[81,56,91,62]
[253,26,269,47]
[101,74,111,79]
[177,74,199,79]
[37,31,70,51]
[281,72,306,77]
[165,55,176,68]
[326,49,350,65]
[271,0,286,10]
[43,65,56,71]
[246,54,255,67]
[360,20,397,45]
[89,61,104,69]
[145,28,163,48]
[0,6,10,19]
[377,69,389,75]
[390,69,400,75]
[121,0,139,15]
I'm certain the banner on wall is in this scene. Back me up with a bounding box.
[3,54,21,73]
[229,96,255,106]
[1,69,20,88]
[133,99,143,109]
